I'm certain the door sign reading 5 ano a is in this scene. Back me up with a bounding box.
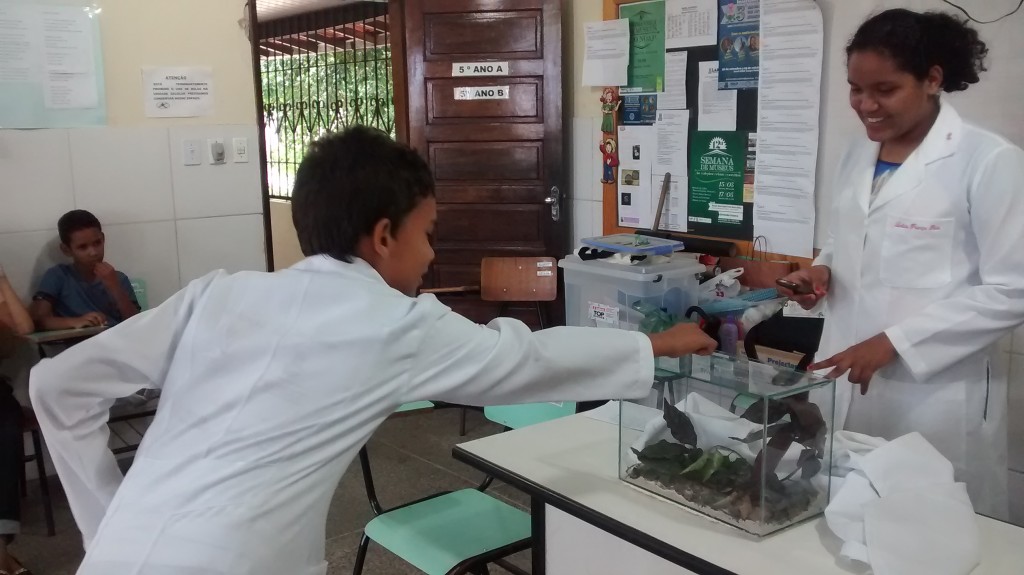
[452,61,510,76]
[454,86,510,100]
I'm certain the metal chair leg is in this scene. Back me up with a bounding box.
[31,429,55,536]
[535,301,546,329]
[352,533,371,575]
[459,407,468,437]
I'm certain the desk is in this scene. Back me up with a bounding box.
[26,326,106,346]
[452,414,1024,575]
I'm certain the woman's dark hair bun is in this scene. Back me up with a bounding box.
[847,9,988,93]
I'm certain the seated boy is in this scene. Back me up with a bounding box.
[30,210,140,331]
[29,127,716,575]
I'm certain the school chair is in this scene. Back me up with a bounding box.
[130,278,148,311]
[422,256,559,436]
[18,406,56,537]
[353,400,577,575]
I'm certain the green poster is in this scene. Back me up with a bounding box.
[689,132,747,229]
[620,1,666,94]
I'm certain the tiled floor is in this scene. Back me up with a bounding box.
[12,408,532,575]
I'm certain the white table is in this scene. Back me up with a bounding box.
[453,414,1024,575]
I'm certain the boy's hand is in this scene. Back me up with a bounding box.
[71,312,107,329]
[94,262,119,288]
[778,266,831,310]
[648,323,717,358]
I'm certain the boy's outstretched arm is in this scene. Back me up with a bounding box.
[29,272,220,549]
[406,301,716,406]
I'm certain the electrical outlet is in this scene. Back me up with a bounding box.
[208,139,226,165]
[232,137,249,163]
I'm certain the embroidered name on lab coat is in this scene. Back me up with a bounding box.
[894,221,943,232]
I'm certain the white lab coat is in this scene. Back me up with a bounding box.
[29,256,656,575]
[814,103,1024,520]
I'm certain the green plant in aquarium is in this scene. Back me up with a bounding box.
[628,397,826,524]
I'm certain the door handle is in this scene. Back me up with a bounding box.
[545,186,561,222]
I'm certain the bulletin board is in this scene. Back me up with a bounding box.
[0,0,108,129]
[600,0,814,268]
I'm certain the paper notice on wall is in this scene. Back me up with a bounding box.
[752,0,823,258]
[617,124,657,229]
[698,60,736,131]
[665,0,716,49]
[652,109,689,231]
[0,5,100,112]
[653,174,688,231]
[582,19,630,86]
[143,67,214,118]
[660,50,688,110]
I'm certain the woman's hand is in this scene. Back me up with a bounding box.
[809,333,897,394]
[648,323,718,358]
[778,265,831,310]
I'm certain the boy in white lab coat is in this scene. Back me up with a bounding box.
[29,126,716,575]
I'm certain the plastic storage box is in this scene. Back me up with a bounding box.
[559,254,704,375]
[619,354,836,536]
[558,255,704,333]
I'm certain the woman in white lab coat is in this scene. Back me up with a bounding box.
[29,126,717,575]
[780,9,1024,520]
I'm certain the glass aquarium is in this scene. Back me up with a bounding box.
[619,354,836,536]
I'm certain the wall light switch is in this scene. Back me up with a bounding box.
[183,139,202,166]
[232,137,249,163]
[208,139,226,165]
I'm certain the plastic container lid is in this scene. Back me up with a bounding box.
[581,233,685,256]
[558,254,705,283]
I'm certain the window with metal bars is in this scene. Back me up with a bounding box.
[257,2,393,199]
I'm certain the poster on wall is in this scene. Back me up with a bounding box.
[620,94,658,125]
[143,67,215,118]
[619,1,666,94]
[0,2,106,128]
[689,131,747,234]
[717,0,760,90]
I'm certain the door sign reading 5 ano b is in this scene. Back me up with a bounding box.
[452,61,510,76]
[454,86,510,100]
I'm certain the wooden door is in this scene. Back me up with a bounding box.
[395,0,566,325]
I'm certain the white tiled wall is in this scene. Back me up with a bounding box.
[0,126,267,307]
[571,117,605,248]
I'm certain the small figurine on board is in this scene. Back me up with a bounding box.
[600,87,620,134]
[600,137,619,184]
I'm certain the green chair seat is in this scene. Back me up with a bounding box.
[396,401,435,413]
[364,489,530,575]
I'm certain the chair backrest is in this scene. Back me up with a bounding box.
[480,257,557,303]
[484,401,577,430]
[131,278,149,311]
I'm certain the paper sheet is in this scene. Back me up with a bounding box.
[143,67,214,118]
[654,110,689,175]
[0,5,38,83]
[40,7,97,109]
[653,175,688,231]
[582,19,630,87]
[697,60,737,131]
[752,0,823,258]
[617,124,657,229]
[665,0,717,49]
[649,110,689,231]
[660,51,688,110]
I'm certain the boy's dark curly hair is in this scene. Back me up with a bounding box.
[847,9,988,92]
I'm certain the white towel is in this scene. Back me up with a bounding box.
[824,432,980,575]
